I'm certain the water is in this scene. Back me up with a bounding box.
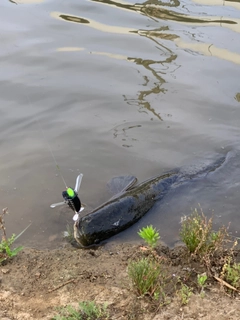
[0,0,240,248]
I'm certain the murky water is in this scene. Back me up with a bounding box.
[0,0,240,248]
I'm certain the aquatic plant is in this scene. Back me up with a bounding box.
[52,301,109,320]
[138,225,160,249]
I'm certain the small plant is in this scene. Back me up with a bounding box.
[0,234,23,264]
[138,225,160,249]
[0,208,24,264]
[52,301,109,320]
[179,208,228,257]
[222,261,240,290]
[197,273,207,288]
[128,256,161,297]
[197,273,208,297]
[176,283,192,305]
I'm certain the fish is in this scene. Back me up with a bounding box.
[74,171,181,247]
[72,154,227,247]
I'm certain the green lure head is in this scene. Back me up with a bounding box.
[67,187,75,198]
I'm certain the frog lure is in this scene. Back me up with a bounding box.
[50,174,84,221]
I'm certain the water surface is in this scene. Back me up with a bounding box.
[0,0,240,248]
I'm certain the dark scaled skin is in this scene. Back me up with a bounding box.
[74,171,179,247]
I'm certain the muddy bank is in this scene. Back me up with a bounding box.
[0,242,240,320]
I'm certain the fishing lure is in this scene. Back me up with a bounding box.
[51,174,84,221]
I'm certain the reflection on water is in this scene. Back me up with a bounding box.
[57,47,85,52]
[192,0,240,10]
[52,7,179,120]
[59,15,89,24]
[9,0,45,3]
[176,39,240,65]
[52,0,240,120]
[51,12,134,35]
[125,52,177,121]
[91,0,180,12]
[92,0,237,26]
[113,123,142,148]
[235,93,240,102]
[142,6,237,24]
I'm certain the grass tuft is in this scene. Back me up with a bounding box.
[222,260,240,290]
[179,208,228,258]
[52,301,109,320]
[128,256,161,297]
[176,283,192,305]
[0,208,24,264]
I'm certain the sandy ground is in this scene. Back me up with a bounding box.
[0,241,240,320]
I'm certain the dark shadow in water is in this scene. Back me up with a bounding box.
[8,0,17,3]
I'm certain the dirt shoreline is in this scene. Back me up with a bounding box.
[1,241,240,320]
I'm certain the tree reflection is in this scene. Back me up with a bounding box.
[55,3,181,120]
[90,0,236,120]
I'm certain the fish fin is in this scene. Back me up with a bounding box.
[107,175,137,197]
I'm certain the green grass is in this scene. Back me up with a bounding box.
[0,234,23,264]
[138,225,160,249]
[52,301,109,320]
[179,208,228,257]
[176,283,192,305]
[197,273,207,288]
[223,261,240,290]
[0,207,28,264]
[128,256,161,297]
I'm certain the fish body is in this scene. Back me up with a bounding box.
[73,154,227,247]
[74,171,179,247]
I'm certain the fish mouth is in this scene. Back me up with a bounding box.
[73,221,103,248]
[73,221,84,247]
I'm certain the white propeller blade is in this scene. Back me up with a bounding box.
[74,173,83,193]
[50,201,66,208]
[72,206,85,221]
[73,213,79,221]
